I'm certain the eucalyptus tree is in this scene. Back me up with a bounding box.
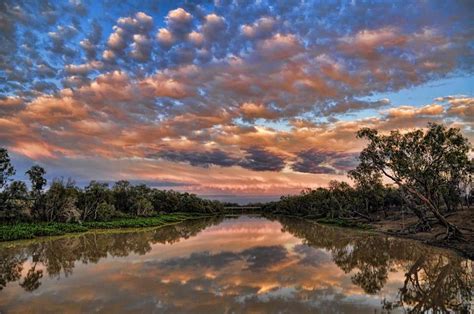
[112,180,132,214]
[348,168,385,216]
[26,165,47,218]
[2,181,30,220]
[26,165,47,195]
[42,179,80,222]
[0,147,15,191]
[0,148,17,217]
[353,123,472,239]
[78,181,114,221]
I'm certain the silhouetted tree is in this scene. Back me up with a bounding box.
[354,123,471,239]
[0,147,15,190]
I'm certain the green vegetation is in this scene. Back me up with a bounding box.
[0,213,210,241]
[0,222,88,241]
[1,123,472,242]
[0,146,224,227]
[82,213,208,229]
[0,147,225,241]
[264,123,473,239]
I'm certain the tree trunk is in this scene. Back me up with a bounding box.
[402,194,431,232]
[405,185,463,239]
[351,209,372,221]
[379,168,463,239]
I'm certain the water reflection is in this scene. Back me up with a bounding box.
[275,216,473,313]
[0,215,472,313]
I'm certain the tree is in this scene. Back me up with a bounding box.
[26,165,47,218]
[327,181,354,219]
[349,167,388,218]
[42,179,80,222]
[354,123,472,239]
[26,165,47,196]
[0,147,15,191]
[78,181,114,221]
[2,181,30,220]
[129,184,154,216]
[112,180,132,214]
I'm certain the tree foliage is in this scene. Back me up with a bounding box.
[0,148,15,191]
[354,123,471,238]
[264,123,472,239]
[0,147,224,223]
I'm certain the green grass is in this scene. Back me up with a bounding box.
[0,213,211,242]
[0,222,88,241]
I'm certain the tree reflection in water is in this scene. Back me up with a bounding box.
[0,215,471,313]
[0,216,224,292]
[274,216,472,313]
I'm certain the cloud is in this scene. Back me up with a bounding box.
[107,27,127,51]
[292,150,333,174]
[188,31,204,46]
[0,96,24,115]
[155,245,288,273]
[106,12,154,60]
[130,34,152,62]
[65,61,104,75]
[435,96,474,121]
[150,146,287,173]
[201,14,226,42]
[156,28,175,48]
[239,102,280,121]
[385,104,445,119]
[1,1,473,195]
[166,8,193,38]
[339,27,407,60]
[152,149,240,168]
[241,16,276,39]
[117,11,153,33]
[257,33,302,60]
[239,147,286,172]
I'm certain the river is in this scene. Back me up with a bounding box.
[0,215,472,313]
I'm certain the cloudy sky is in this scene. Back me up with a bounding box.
[0,0,473,202]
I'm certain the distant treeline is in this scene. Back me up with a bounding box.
[263,123,472,240]
[0,151,224,223]
[1,123,472,238]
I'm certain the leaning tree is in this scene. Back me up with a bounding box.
[353,123,472,239]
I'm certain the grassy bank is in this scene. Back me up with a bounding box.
[0,213,211,242]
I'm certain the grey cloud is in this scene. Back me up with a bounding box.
[322,98,391,116]
[152,149,241,168]
[150,146,286,172]
[291,149,359,174]
[154,245,288,272]
[239,147,286,172]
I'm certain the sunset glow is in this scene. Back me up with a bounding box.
[1,1,473,202]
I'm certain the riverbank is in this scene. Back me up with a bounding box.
[369,209,474,260]
[325,211,474,260]
[0,213,212,242]
[266,209,474,260]
[316,210,474,260]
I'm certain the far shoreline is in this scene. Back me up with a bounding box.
[1,212,472,261]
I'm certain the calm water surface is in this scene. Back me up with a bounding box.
[0,216,472,313]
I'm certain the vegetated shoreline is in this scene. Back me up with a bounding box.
[274,210,474,261]
[368,209,474,261]
[1,211,473,260]
[0,213,214,242]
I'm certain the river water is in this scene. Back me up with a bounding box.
[0,215,472,313]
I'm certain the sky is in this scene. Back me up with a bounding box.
[0,0,473,203]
